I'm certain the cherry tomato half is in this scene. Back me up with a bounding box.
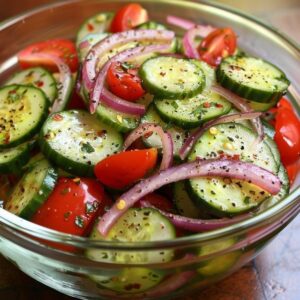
[106,61,145,101]
[32,178,111,236]
[95,148,158,189]
[274,107,300,166]
[18,39,78,72]
[110,3,148,33]
[198,28,237,67]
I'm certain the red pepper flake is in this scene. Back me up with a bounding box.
[216,103,224,108]
[87,23,94,32]
[52,114,63,121]
[35,80,44,87]
[4,133,10,144]
[203,102,211,108]
[97,130,107,137]
[144,131,153,139]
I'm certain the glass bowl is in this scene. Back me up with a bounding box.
[0,0,299,299]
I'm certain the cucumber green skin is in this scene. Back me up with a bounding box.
[76,12,114,45]
[96,104,139,133]
[0,85,50,150]
[185,180,232,218]
[136,21,167,30]
[18,167,57,219]
[39,132,96,177]
[139,57,205,100]
[248,98,278,112]
[5,159,58,220]
[154,97,231,129]
[0,144,31,174]
[216,56,290,103]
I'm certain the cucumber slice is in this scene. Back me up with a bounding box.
[77,33,109,62]
[76,12,114,46]
[139,56,205,99]
[217,55,290,103]
[86,208,175,263]
[5,67,57,103]
[0,142,31,174]
[141,105,190,158]
[96,104,139,133]
[5,157,57,219]
[259,164,289,211]
[173,181,211,219]
[0,85,49,149]
[247,98,278,112]
[198,238,241,277]
[192,60,216,93]
[86,208,175,292]
[154,92,231,129]
[81,88,152,133]
[229,109,280,168]
[188,123,278,216]
[39,110,123,177]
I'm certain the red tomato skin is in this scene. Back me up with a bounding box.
[106,62,145,101]
[32,178,112,236]
[285,161,299,185]
[274,107,300,165]
[94,149,158,189]
[198,28,237,67]
[18,39,78,72]
[110,3,148,33]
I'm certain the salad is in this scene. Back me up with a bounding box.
[0,2,299,294]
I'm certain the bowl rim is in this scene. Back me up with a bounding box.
[0,0,299,250]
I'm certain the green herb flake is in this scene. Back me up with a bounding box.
[170,101,179,110]
[81,142,95,153]
[243,196,250,204]
[75,216,85,228]
[64,211,71,220]
[86,201,99,214]
[121,62,134,71]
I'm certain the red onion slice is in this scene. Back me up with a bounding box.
[211,84,265,142]
[183,25,216,59]
[91,44,171,113]
[179,111,262,160]
[166,15,196,30]
[82,30,175,104]
[98,159,281,236]
[124,123,174,170]
[22,53,72,113]
[140,201,252,232]
[101,87,146,115]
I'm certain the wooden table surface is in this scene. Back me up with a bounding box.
[0,1,299,300]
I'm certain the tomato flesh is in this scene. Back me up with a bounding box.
[110,3,149,33]
[198,28,237,67]
[106,61,145,101]
[32,178,111,236]
[18,39,78,72]
[94,148,158,189]
[135,193,175,213]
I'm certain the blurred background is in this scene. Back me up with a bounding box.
[0,0,299,42]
